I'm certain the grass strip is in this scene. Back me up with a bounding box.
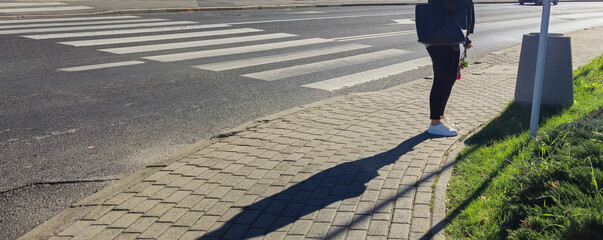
[445,54,603,239]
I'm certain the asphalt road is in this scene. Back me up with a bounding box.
[2,3,603,239]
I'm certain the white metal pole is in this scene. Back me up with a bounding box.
[529,0,552,139]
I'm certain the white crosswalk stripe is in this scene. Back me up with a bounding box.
[194,44,372,71]
[6,15,430,91]
[288,11,325,14]
[302,57,432,91]
[0,2,94,13]
[0,16,139,25]
[0,6,93,13]
[100,33,297,54]
[143,38,333,62]
[333,30,415,42]
[0,2,66,7]
[243,49,409,81]
[58,28,264,47]
[23,24,231,39]
[0,18,166,30]
[0,20,195,35]
[58,61,145,72]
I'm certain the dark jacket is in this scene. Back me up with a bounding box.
[429,0,475,35]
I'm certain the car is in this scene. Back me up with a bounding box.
[519,0,558,5]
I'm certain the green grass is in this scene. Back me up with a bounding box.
[445,54,603,240]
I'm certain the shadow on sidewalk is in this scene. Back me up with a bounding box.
[200,132,434,239]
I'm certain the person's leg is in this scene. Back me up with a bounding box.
[427,45,459,136]
[427,45,457,124]
[438,45,460,118]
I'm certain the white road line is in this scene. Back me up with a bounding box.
[59,28,263,47]
[0,18,166,30]
[303,57,432,91]
[0,6,93,13]
[194,44,371,71]
[0,21,197,35]
[0,16,139,25]
[100,33,297,54]
[243,49,409,81]
[0,2,65,7]
[392,19,415,25]
[143,38,333,63]
[58,61,145,72]
[228,13,403,25]
[333,30,415,42]
[288,11,324,14]
[23,24,230,39]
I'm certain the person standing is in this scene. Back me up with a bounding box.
[425,0,475,136]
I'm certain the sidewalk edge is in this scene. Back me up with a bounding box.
[430,124,486,240]
[17,139,217,240]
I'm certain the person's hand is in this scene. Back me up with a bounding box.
[464,37,473,49]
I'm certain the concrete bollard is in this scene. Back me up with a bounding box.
[515,33,573,107]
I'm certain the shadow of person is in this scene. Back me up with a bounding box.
[200,132,432,239]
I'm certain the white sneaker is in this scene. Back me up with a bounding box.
[427,122,458,137]
[441,117,460,130]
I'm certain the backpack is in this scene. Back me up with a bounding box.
[416,0,474,45]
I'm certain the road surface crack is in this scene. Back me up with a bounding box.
[0,177,120,194]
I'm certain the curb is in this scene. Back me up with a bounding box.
[429,125,483,240]
[17,139,216,240]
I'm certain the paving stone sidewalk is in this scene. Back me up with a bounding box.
[22,26,603,240]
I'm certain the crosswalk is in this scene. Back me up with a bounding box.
[242,49,410,81]
[0,2,93,13]
[0,14,426,91]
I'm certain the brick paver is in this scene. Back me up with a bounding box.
[26,26,603,240]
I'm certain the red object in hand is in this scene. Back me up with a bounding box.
[457,74,461,80]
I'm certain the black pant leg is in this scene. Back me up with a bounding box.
[427,45,460,120]
[438,45,460,117]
